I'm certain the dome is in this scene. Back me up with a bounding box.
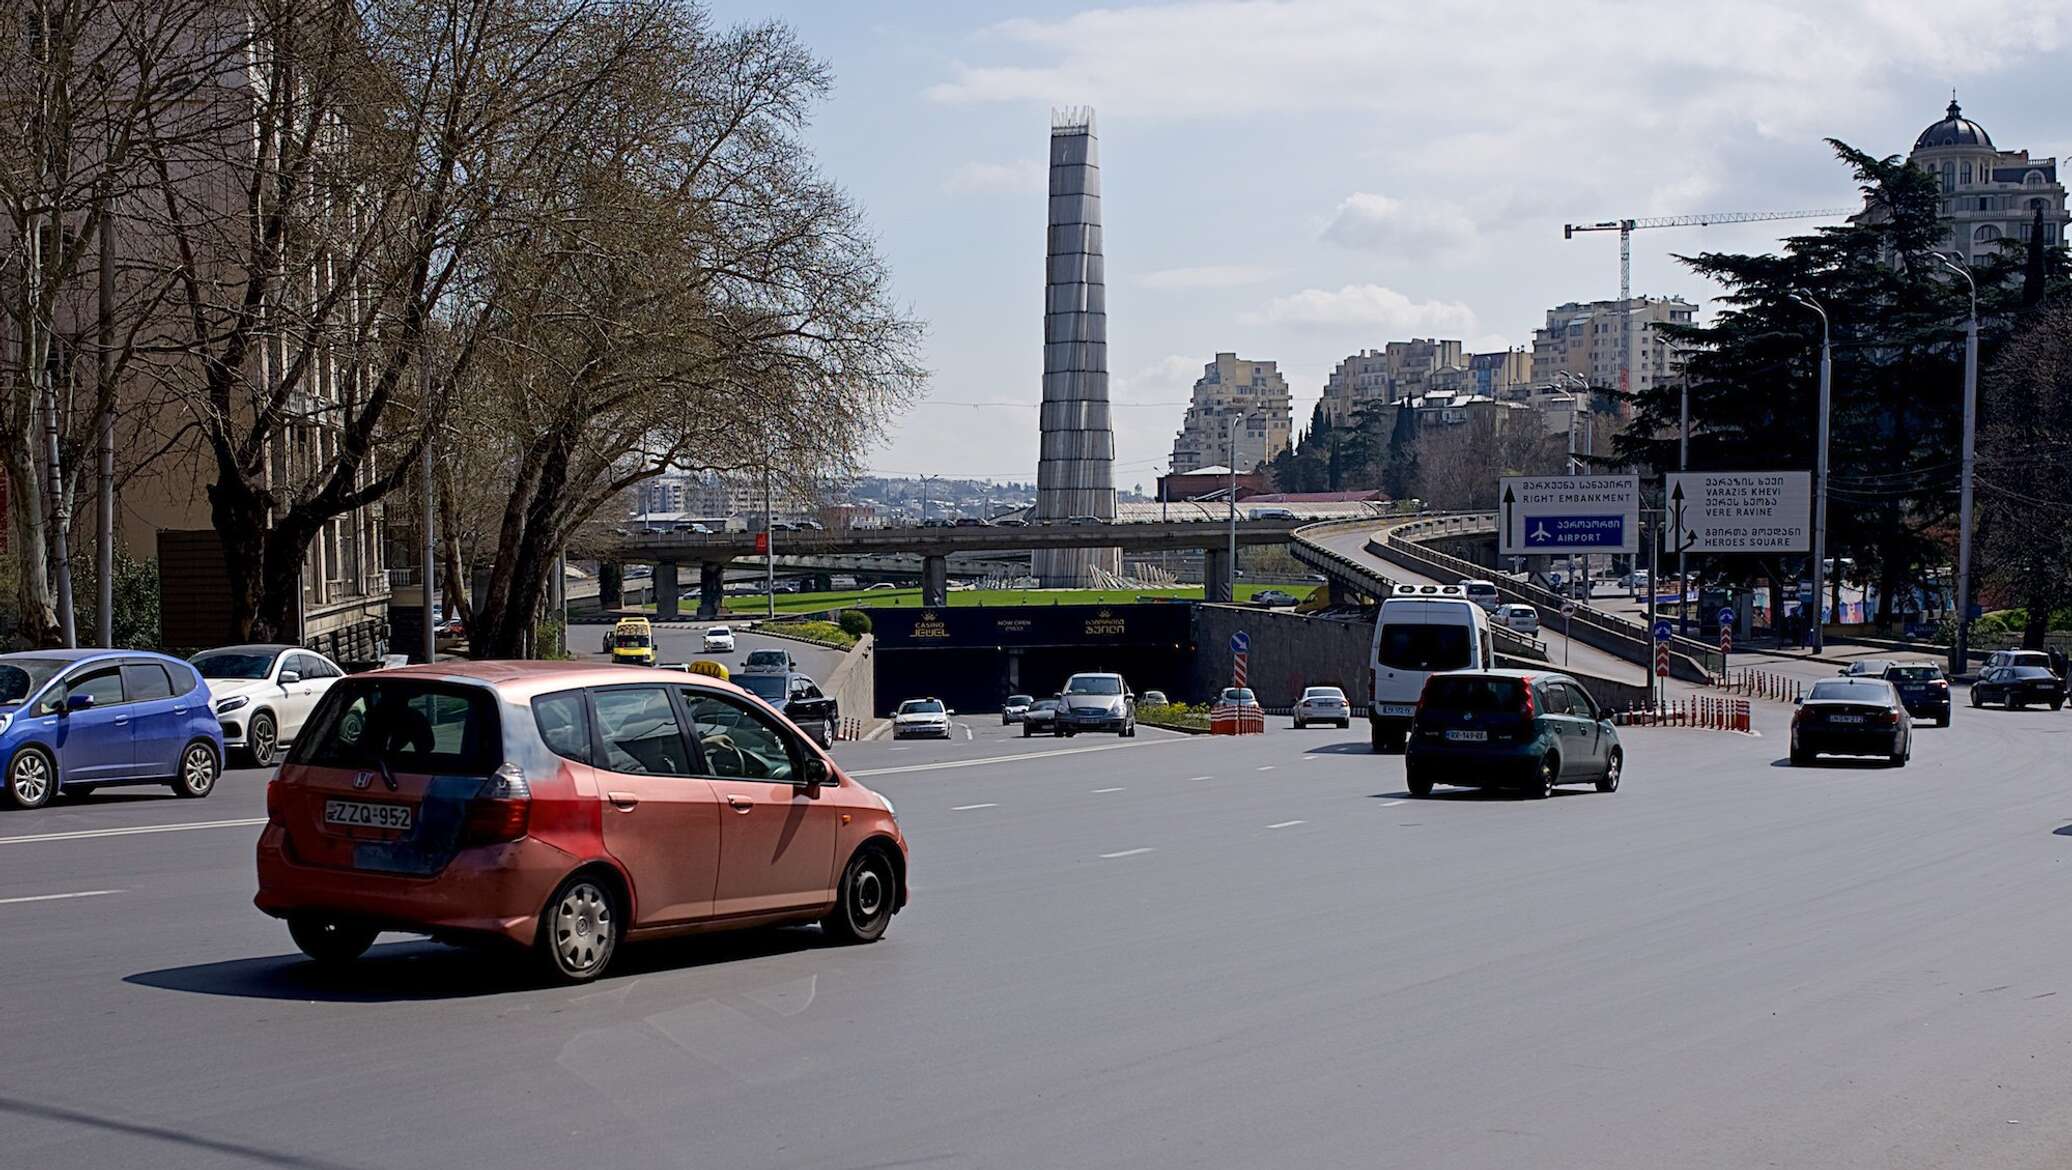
[1914,97,1992,151]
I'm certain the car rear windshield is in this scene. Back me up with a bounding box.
[293,680,502,774]
[1422,676,1523,711]
[1887,665,1942,681]
[737,675,788,702]
[2008,667,2056,679]
[614,633,651,648]
[1379,623,1472,671]
[190,650,275,680]
[0,658,64,705]
[1303,687,1344,699]
[1809,680,1891,701]
[1068,676,1123,695]
[1008,694,1033,705]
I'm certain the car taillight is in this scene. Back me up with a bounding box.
[1519,686,1535,719]
[460,763,531,845]
[1873,708,1900,724]
[265,779,287,824]
[1932,680,1949,689]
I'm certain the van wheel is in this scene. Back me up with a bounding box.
[1530,754,1558,798]
[171,742,219,798]
[288,915,378,966]
[823,847,896,944]
[537,874,621,983]
[1596,749,1622,793]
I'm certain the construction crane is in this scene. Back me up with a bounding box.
[1563,208,1855,393]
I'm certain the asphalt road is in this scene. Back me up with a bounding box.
[570,618,848,683]
[6,692,2072,1169]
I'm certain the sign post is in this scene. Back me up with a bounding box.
[1499,475,1641,558]
[1652,617,1673,707]
[1230,630,1249,689]
[1717,605,1734,662]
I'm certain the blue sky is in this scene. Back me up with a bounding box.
[705,0,2070,492]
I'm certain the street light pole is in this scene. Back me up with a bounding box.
[1939,256,1980,676]
[1678,370,1690,636]
[1789,290,1832,654]
[1227,412,1245,603]
[764,462,775,620]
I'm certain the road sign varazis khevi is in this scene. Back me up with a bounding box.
[1499,475,1640,556]
[1663,471,1811,554]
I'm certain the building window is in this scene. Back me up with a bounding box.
[1960,162,1972,186]
[1942,162,1955,193]
[1974,224,2002,243]
[2027,171,2048,187]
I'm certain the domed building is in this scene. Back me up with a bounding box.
[1895,96,2067,266]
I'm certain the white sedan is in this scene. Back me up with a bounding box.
[702,625,736,653]
[1292,685,1351,729]
[892,698,954,739]
[189,644,346,766]
[1494,603,1541,636]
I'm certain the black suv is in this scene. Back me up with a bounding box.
[734,671,841,747]
[1881,662,1951,727]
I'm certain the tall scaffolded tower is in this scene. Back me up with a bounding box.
[1032,107,1119,586]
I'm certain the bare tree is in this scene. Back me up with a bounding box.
[456,15,922,658]
[1978,297,2072,647]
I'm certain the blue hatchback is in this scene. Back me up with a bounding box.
[0,650,225,809]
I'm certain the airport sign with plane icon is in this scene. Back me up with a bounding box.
[1499,475,1641,556]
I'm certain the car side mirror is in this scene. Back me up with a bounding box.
[64,692,96,713]
[279,670,301,685]
[946,709,956,717]
[1793,696,1803,705]
[800,755,832,789]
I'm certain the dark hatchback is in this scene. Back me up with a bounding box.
[1791,678,1910,766]
[1404,670,1622,799]
[1881,662,1951,726]
[1970,665,2065,711]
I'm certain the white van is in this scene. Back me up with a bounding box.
[1459,579,1501,612]
[1368,584,1494,751]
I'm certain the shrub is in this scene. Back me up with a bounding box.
[838,609,873,637]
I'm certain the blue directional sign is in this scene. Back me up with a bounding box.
[1717,607,1735,629]
[1652,619,1674,643]
[1230,631,1249,655]
[1520,514,1625,551]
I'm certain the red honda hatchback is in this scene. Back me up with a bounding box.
[254,662,907,982]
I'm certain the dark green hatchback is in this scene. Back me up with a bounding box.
[1403,669,1623,799]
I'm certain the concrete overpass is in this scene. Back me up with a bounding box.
[608,517,1317,616]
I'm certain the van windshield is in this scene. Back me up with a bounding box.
[1380,624,1472,671]
[1067,676,1123,695]
[293,680,502,774]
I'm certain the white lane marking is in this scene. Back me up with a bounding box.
[959,723,974,741]
[1091,786,1125,794]
[0,817,268,846]
[0,889,122,905]
[848,737,1188,778]
[1266,820,1306,830]
[1379,800,1406,807]
[1257,765,1277,772]
[1187,775,1213,782]
[950,803,998,811]
[1100,848,1154,859]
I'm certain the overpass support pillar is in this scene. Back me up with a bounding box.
[697,562,725,619]
[1204,548,1234,603]
[812,572,833,592]
[656,560,680,620]
[598,561,624,609]
[922,555,949,607]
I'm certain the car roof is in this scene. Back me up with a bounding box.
[1430,668,1566,684]
[196,643,298,656]
[356,660,758,703]
[1,648,123,663]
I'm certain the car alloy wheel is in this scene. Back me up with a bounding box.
[6,749,55,810]
[1531,754,1557,799]
[1596,749,1622,794]
[173,744,218,798]
[543,877,619,982]
[248,713,278,768]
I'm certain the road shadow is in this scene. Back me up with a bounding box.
[2054,825,2072,838]
[51,788,184,807]
[1304,742,1379,756]
[126,925,826,1003]
[0,1095,359,1170]
[1368,788,1587,801]
[1768,756,1898,770]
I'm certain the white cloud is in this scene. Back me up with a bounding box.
[1138,264,1275,290]
[942,159,1046,195]
[1111,354,1202,402]
[1246,284,1479,334]
[1320,193,1478,260]
[928,1,2065,213]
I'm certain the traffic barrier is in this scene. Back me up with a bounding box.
[1209,703,1267,735]
[1717,667,1803,703]
[1615,697,1751,732]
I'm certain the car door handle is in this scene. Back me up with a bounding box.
[726,795,754,813]
[172,706,188,715]
[113,716,129,726]
[607,792,640,810]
